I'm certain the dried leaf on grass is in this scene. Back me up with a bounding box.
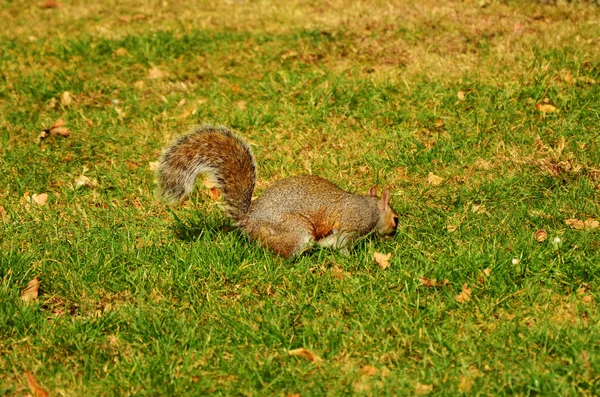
[288,348,322,363]
[75,175,98,189]
[114,47,129,57]
[565,218,599,230]
[38,0,60,8]
[39,118,71,141]
[415,383,433,395]
[535,103,557,113]
[426,172,443,186]
[419,277,450,288]
[25,372,49,397]
[534,229,548,242]
[374,252,392,269]
[455,283,472,303]
[21,278,40,304]
[148,65,166,80]
[0,205,7,219]
[457,90,466,101]
[32,193,48,206]
[60,91,72,106]
[446,224,458,233]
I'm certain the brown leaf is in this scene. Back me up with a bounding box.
[361,365,377,376]
[374,252,392,270]
[32,193,48,206]
[582,294,594,304]
[235,100,247,110]
[114,47,129,57]
[564,71,573,84]
[435,118,445,127]
[458,375,475,392]
[415,383,433,395]
[455,283,472,303]
[419,277,449,288]
[535,103,557,113]
[38,0,60,8]
[457,90,466,101]
[50,119,65,129]
[566,218,599,230]
[426,172,443,186]
[534,229,548,242]
[148,66,165,80]
[21,278,40,304]
[208,187,221,202]
[446,224,458,233]
[25,372,49,397]
[483,268,491,277]
[60,91,72,106]
[288,348,322,363]
[51,126,71,137]
[0,205,7,219]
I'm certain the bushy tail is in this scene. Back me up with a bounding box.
[158,125,256,223]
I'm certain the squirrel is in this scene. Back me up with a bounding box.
[157,125,398,258]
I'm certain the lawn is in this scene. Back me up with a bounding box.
[1,0,600,395]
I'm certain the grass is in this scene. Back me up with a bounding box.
[1,0,600,395]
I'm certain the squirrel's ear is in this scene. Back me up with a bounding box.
[368,185,378,197]
[379,189,391,210]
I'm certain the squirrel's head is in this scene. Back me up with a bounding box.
[369,186,398,236]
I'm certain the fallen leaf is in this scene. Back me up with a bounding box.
[148,66,165,80]
[471,204,486,214]
[32,193,48,206]
[564,71,573,84]
[51,126,71,137]
[148,161,160,171]
[119,16,131,23]
[458,375,475,392]
[114,47,129,57]
[25,372,48,397]
[566,218,599,230]
[582,294,594,304]
[419,277,450,288]
[534,229,548,242]
[61,91,72,106]
[208,187,221,201]
[415,383,433,395]
[374,252,392,270]
[21,278,40,304]
[435,118,445,127]
[426,172,443,186]
[74,175,98,189]
[581,350,589,364]
[288,348,322,363]
[446,224,458,233]
[457,90,466,101]
[483,268,491,277]
[455,283,472,303]
[535,103,557,113]
[50,119,65,129]
[361,365,377,376]
[38,0,60,8]
[0,205,6,219]
[235,100,246,110]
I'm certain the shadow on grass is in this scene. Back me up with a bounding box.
[168,210,239,242]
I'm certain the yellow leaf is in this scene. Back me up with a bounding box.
[534,229,548,242]
[32,193,48,206]
[426,172,443,186]
[114,47,128,57]
[457,91,466,100]
[148,66,166,80]
[60,91,72,106]
[21,278,40,304]
[415,383,433,395]
[455,283,472,303]
[25,371,49,397]
[374,252,392,270]
[535,103,557,113]
[288,348,322,363]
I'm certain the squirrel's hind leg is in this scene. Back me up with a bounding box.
[247,221,314,258]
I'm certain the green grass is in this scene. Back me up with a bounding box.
[1,0,600,395]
